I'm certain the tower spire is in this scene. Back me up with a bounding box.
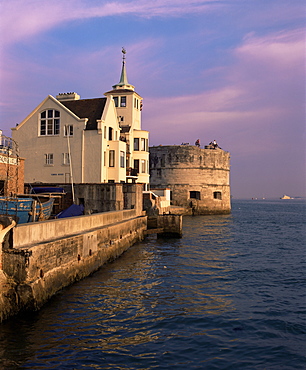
[119,47,128,85]
[112,48,134,90]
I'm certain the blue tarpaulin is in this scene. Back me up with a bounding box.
[31,187,65,194]
[57,204,84,218]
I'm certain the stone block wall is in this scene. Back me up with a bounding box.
[74,183,143,215]
[0,210,146,321]
[149,145,231,214]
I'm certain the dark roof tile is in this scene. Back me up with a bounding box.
[61,98,106,130]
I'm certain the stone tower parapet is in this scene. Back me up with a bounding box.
[149,145,231,215]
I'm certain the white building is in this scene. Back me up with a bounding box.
[12,50,149,188]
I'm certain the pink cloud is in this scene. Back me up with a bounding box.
[233,30,304,87]
[0,0,222,46]
[144,29,305,155]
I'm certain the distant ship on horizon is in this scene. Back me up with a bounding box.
[280,195,293,199]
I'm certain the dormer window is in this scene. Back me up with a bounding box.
[40,110,60,136]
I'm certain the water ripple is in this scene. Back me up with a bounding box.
[0,199,305,369]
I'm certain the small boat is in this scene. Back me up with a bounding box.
[0,196,54,224]
[281,195,293,199]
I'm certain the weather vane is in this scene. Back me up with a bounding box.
[122,47,126,61]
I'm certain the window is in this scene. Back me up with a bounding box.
[109,127,113,141]
[40,110,60,136]
[141,159,146,173]
[109,150,115,167]
[45,153,54,165]
[64,125,73,136]
[104,126,107,139]
[134,98,139,109]
[120,96,126,107]
[134,159,139,174]
[190,191,201,200]
[62,153,70,165]
[113,97,118,107]
[120,151,125,168]
[104,151,106,166]
[141,138,146,151]
[134,138,139,151]
[213,191,222,200]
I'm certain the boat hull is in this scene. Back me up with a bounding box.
[0,197,54,223]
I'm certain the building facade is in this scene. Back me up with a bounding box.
[149,144,231,214]
[11,50,149,188]
[0,132,24,196]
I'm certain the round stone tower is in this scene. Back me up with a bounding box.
[149,144,231,215]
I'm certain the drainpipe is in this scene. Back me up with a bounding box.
[66,126,75,204]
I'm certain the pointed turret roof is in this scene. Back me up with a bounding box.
[112,48,135,91]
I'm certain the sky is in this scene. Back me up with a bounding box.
[0,0,305,199]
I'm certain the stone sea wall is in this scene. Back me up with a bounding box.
[0,209,147,322]
[150,145,231,215]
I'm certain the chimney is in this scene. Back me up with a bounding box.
[56,92,80,101]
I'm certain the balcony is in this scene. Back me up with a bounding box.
[126,168,138,177]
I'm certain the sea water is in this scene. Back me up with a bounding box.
[0,199,305,369]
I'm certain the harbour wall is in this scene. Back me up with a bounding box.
[0,209,147,322]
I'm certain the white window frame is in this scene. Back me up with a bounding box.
[62,153,70,165]
[120,96,126,107]
[134,138,139,151]
[64,125,73,137]
[120,151,125,168]
[109,150,115,167]
[40,110,60,136]
[141,159,146,173]
[141,138,146,151]
[45,153,54,165]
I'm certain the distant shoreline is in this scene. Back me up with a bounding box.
[231,197,306,201]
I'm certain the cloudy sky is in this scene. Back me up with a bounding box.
[0,0,304,198]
